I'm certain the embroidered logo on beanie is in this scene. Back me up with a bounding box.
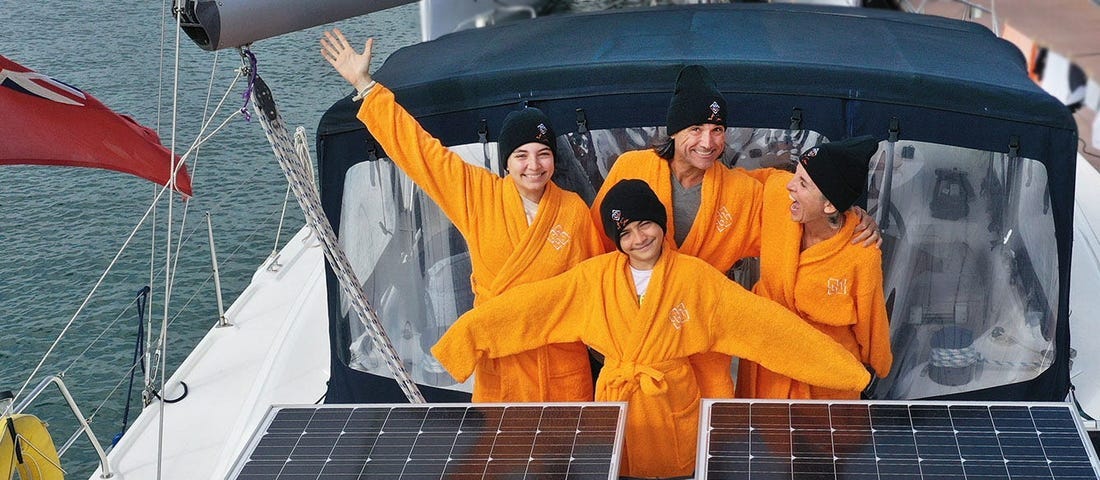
[798,135,878,212]
[599,180,667,251]
[666,65,728,135]
[498,108,557,172]
[610,209,626,229]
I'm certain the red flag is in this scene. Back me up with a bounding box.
[0,55,193,196]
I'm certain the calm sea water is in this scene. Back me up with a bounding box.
[0,1,418,474]
[2,0,655,475]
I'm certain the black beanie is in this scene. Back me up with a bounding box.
[497,107,556,173]
[599,179,667,251]
[666,65,728,135]
[798,135,879,212]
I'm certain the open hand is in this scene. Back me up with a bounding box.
[851,206,882,247]
[320,29,374,90]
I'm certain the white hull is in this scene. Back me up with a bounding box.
[1072,154,1100,424]
[91,227,329,479]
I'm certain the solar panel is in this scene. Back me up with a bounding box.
[697,400,1100,480]
[228,403,626,479]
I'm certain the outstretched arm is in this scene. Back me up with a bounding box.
[709,278,870,391]
[320,29,375,93]
[431,267,593,382]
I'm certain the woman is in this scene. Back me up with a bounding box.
[737,136,893,399]
[321,29,601,402]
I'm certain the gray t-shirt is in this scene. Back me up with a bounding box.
[671,174,702,246]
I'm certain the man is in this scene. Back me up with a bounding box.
[433,179,871,478]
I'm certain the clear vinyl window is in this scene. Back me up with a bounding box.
[336,129,1058,398]
[866,141,1058,398]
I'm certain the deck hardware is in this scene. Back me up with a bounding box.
[478,118,491,172]
[206,213,230,327]
[576,108,588,134]
[878,118,900,229]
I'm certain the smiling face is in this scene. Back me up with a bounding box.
[787,163,837,224]
[506,141,555,202]
[670,123,725,173]
[618,220,664,270]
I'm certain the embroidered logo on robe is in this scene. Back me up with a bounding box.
[547,224,571,250]
[827,278,849,296]
[669,302,690,330]
[715,206,732,233]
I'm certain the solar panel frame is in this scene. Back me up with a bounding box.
[227,402,627,480]
[697,399,1100,480]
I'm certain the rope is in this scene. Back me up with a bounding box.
[930,346,980,368]
[239,50,258,122]
[113,287,149,446]
[245,61,424,403]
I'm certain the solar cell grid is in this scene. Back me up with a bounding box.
[229,403,625,480]
[698,400,1100,480]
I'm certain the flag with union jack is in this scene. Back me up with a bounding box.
[0,54,193,196]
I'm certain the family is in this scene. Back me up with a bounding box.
[321,28,892,478]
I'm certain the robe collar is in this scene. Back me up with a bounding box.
[485,177,566,297]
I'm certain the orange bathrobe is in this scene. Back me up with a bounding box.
[359,85,602,402]
[432,244,870,478]
[591,150,768,399]
[737,172,892,399]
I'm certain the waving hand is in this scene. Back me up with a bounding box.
[320,29,374,90]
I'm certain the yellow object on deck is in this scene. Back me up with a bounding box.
[1,414,64,480]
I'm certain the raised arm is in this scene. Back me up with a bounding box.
[708,277,870,391]
[320,29,492,233]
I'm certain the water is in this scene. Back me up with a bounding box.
[0,1,419,475]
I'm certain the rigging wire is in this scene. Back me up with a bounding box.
[46,202,293,453]
[155,4,187,477]
[28,55,248,407]
[12,180,185,406]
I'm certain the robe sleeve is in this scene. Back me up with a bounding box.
[740,166,782,184]
[578,218,606,258]
[431,265,593,382]
[358,85,490,233]
[706,273,871,391]
[855,253,893,377]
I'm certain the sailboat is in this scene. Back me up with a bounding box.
[3,1,1098,479]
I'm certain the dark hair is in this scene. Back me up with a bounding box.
[498,107,557,174]
[651,136,675,160]
[649,134,731,163]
